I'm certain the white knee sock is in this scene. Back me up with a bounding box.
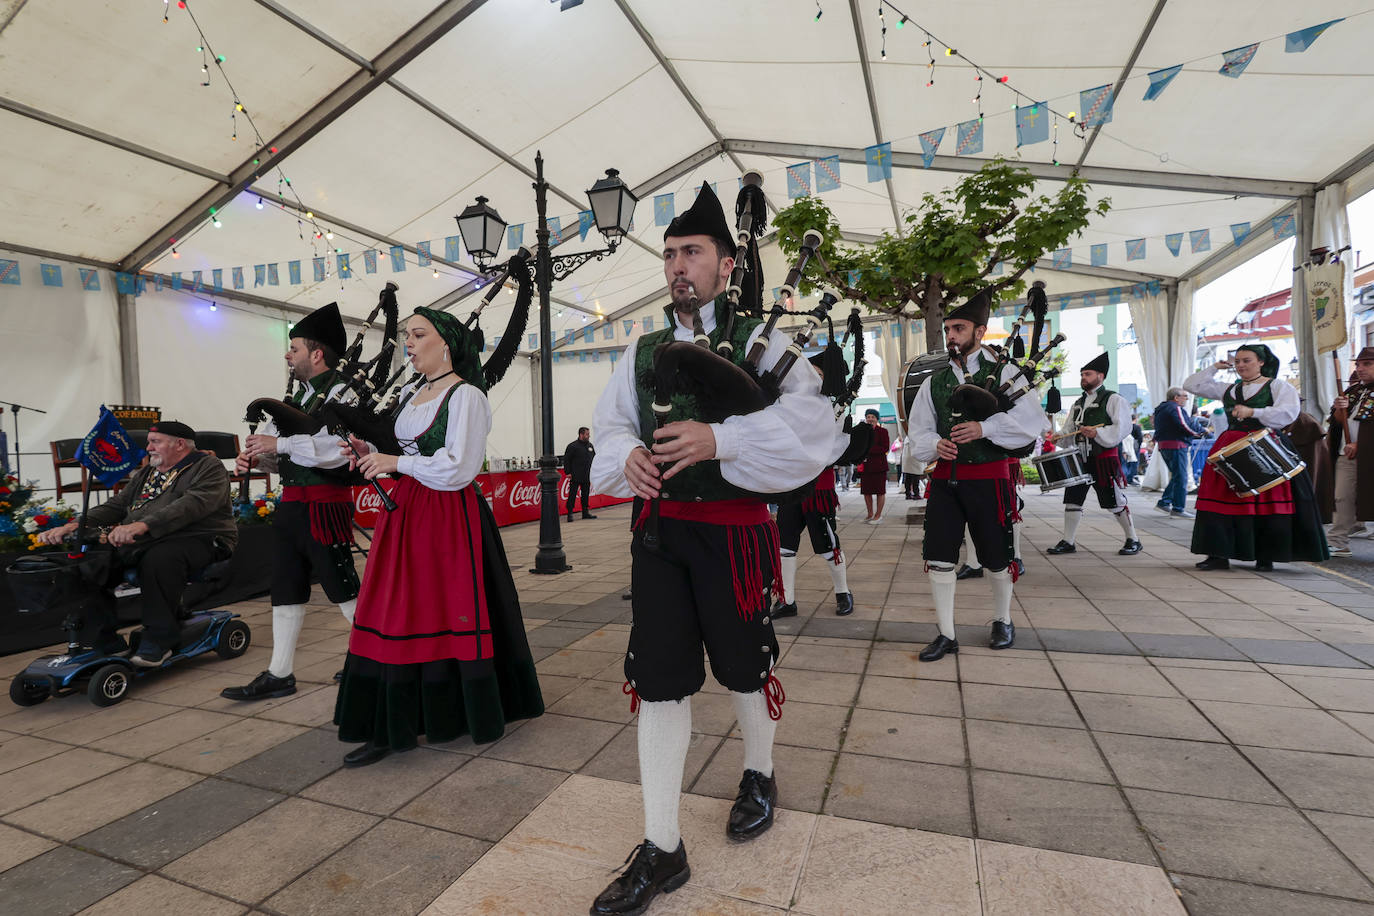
[821,551,849,594]
[1114,507,1137,540]
[929,565,957,639]
[988,568,1013,624]
[1063,509,1083,544]
[779,551,797,605]
[638,698,692,851]
[963,529,981,570]
[268,604,306,678]
[732,689,776,777]
[338,598,356,624]
[1012,521,1023,559]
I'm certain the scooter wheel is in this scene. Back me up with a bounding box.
[10,674,51,707]
[87,664,131,707]
[216,620,251,659]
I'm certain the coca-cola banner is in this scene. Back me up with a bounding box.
[353,471,631,529]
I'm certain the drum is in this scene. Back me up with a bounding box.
[1206,428,1306,496]
[1031,449,1093,492]
[897,351,952,424]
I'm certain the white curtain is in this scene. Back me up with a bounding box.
[1127,288,1170,407]
[1312,184,1352,412]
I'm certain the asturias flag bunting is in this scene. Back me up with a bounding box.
[1220,43,1259,77]
[918,128,945,168]
[76,406,146,487]
[1286,19,1342,53]
[1143,65,1182,101]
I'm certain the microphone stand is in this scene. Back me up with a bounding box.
[0,399,47,480]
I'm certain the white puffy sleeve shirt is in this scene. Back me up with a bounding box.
[908,349,1046,463]
[1183,367,1300,430]
[390,382,491,491]
[591,311,847,499]
[264,380,351,470]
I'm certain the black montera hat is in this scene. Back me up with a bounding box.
[944,289,991,327]
[149,420,195,440]
[290,302,347,357]
[664,182,735,253]
[1081,352,1110,375]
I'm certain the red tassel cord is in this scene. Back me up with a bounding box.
[764,672,786,721]
[623,680,640,715]
[310,502,355,546]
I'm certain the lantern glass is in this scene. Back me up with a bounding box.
[455,196,506,261]
[586,169,637,238]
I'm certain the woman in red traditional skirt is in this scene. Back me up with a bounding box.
[334,307,543,767]
[1184,343,1329,572]
[858,408,890,523]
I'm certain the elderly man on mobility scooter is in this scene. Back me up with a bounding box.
[37,421,238,666]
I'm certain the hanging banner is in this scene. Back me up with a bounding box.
[654,193,675,226]
[507,224,524,250]
[1090,244,1107,267]
[191,270,205,291]
[1272,214,1296,239]
[528,333,538,349]
[254,264,266,287]
[583,326,594,344]
[815,155,841,192]
[390,245,406,272]
[579,210,595,240]
[337,253,351,278]
[363,249,377,274]
[1051,249,1072,270]
[0,259,19,285]
[1125,239,1146,261]
[990,261,1004,275]
[115,272,136,294]
[1286,19,1342,53]
[212,268,223,291]
[41,264,62,287]
[548,216,563,246]
[918,128,945,168]
[785,162,811,198]
[1164,233,1183,256]
[1220,43,1259,78]
[623,319,635,335]
[1229,222,1251,245]
[602,324,614,340]
[1305,260,1348,354]
[1078,85,1115,127]
[313,257,326,282]
[954,120,983,156]
[847,269,862,288]
[1189,229,1211,253]
[232,266,245,289]
[288,260,302,284]
[1143,65,1182,101]
[1015,103,1048,146]
[865,142,892,180]
[267,263,279,286]
[416,241,432,267]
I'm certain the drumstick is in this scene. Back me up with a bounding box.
[1050,423,1103,442]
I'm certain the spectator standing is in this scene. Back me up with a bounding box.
[1152,388,1203,518]
[562,426,597,521]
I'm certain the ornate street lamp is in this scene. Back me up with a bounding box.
[456,152,637,574]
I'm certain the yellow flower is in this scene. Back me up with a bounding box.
[257,506,269,517]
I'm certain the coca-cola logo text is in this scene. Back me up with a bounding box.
[509,480,542,508]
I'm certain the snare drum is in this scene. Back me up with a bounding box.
[1206,428,1306,497]
[1031,449,1094,492]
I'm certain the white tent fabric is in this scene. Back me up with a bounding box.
[1314,183,1353,409]
[1127,288,1172,413]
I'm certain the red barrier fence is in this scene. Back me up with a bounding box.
[353,470,631,528]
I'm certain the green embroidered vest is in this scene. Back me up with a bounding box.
[1072,387,1117,455]
[928,358,1009,465]
[632,294,761,501]
[413,383,460,458]
[1222,379,1273,432]
[278,369,341,487]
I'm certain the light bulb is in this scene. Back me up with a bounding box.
[325,230,333,240]
[209,302,217,311]
[256,197,263,209]
[171,248,180,258]
[433,268,440,278]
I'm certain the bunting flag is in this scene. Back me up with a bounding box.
[583,326,594,343]
[955,120,983,155]
[865,142,892,181]
[564,329,575,345]
[579,353,588,363]
[191,270,204,291]
[847,269,862,288]
[390,245,406,272]
[579,210,595,240]
[528,333,538,349]
[611,350,621,364]
[267,263,279,286]
[1108,287,1123,304]
[1051,248,1072,270]
[918,127,945,168]
[623,319,635,335]
[1125,239,1146,261]
[363,249,377,274]
[212,268,223,291]
[990,261,1004,275]
[41,264,62,287]
[643,316,654,332]
[1078,85,1115,127]
[313,257,325,282]
[1165,233,1183,256]
[288,260,301,284]
[1090,244,1107,267]
[1083,293,1096,308]
[1015,103,1048,146]
[602,324,614,340]
[890,324,901,338]
[507,224,523,250]
[1272,214,1296,239]
[786,162,811,198]
[1190,229,1211,253]
[1220,43,1259,77]
[115,272,136,294]
[254,264,266,287]
[1143,65,1182,101]
[338,253,351,278]
[815,155,841,192]
[593,352,600,363]
[548,216,563,246]
[1286,19,1341,53]
[154,274,164,292]
[171,273,184,290]
[654,193,675,226]
[444,236,461,262]
[416,241,432,267]
[0,259,19,285]
[232,266,245,289]
[1230,222,1251,245]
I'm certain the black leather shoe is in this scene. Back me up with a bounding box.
[1255,560,1274,572]
[1013,557,1025,577]
[772,602,798,618]
[343,743,391,768]
[582,514,598,520]
[221,670,297,701]
[727,769,778,841]
[1119,539,1143,556]
[956,564,984,580]
[566,515,575,522]
[989,620,1015,650]
[1047,540,1076,555]
[591,840,690,916]
[835,592,854,616]
[333,670,344,683]
[1195,556,1230,571]
[131,643,172,667]
[918,634,959,662]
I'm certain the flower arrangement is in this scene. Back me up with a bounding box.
[235,490,280,526]
[0,474,77,552]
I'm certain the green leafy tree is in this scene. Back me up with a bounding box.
[772,159,1110,351]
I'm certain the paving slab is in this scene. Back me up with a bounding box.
[396,757,568,842]
[6,761,203,841]
[961,682,1085,729]
[1244,747,1374,817]
[825,753,972,836]
[75,874,248,916]
[302,745,470,816]
[977,841,1185,916]
[1095,732,1285,804]
[0,846,140,916]
[1172,874,1374,916]
[219,725,344,794]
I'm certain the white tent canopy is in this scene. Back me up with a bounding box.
[3,0,1373,488]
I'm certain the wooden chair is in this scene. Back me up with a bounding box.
[195,430,271,496]
[51,438,112,500]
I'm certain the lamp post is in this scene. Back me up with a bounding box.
[457,152,637,574]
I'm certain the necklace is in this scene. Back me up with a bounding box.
[424,369,455,390]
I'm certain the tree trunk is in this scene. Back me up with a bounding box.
[922,275,944,352]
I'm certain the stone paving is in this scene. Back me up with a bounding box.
[2,483,1374,914]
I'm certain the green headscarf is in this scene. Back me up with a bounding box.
[412,307,487,392]
[1237,343,1280,379]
